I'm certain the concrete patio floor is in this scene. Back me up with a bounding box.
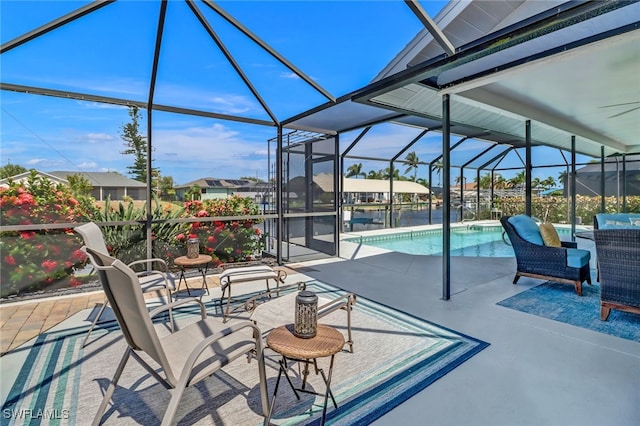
[1,233,639,426]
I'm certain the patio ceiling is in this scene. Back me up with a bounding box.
[285,1,640,160]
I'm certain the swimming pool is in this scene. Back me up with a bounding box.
[346,225,578,257]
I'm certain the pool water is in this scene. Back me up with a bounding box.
[348,226,576,257]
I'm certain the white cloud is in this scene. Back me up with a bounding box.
[153,83,262,116]
[81,102,126,110]
[25,158,47,165]
[25,158,66,168]
[77,161,98,169]
[280,72,300,80]
[208,95,253,115]
[152,123,274,183]
[13,74,148,97]
[86,133,115,143]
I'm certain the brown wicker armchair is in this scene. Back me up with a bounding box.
[593,229,640,321]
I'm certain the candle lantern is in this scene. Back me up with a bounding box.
[186,238,200,259]
[294,290,318,338]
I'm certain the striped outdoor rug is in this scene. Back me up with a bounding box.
[1,281,488,425]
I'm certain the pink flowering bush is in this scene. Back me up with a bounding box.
[0,172,98,298]
[0,172,267,298]
[180,196,265,267]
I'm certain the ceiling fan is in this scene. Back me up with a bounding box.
[598,101,640,119]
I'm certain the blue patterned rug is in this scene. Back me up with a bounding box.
[497,280,640,342]
[2,281,488,425]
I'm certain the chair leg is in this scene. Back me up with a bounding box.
[257,347,270,419]
[92,349,131,426]
[513,274,520,285]
[600,304,611,321]
[83,299,108,347]
[574,281,583,296]
[165,286,174,333]
[161,385,188,426]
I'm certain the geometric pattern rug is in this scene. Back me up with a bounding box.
[1,281,489,425]
[497,280,640,342]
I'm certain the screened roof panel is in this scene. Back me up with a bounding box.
[284,101,401,135]
[287,1,639,161]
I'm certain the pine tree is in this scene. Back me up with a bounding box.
[120,106,157,182]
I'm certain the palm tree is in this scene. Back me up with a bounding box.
[478,173,493,189]
[367,169,383,179]
[432,161,443,185]
[558,170,568,188]
[404,151,420,182]
[382,167,400,180]
[542,176,556,189]
[416,177,429,187]
[346,163,365,179]
[509,170,526,189]
[532,177,543,190]
[494,174,508,189]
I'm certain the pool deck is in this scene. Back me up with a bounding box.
[1,221,638,426]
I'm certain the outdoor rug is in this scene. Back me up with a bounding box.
[497,280,640,342]
[1,281,489,425]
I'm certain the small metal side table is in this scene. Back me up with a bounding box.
[173,254,212,296]
[266,324,344,425]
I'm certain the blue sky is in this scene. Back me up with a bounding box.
[0,0,589,186]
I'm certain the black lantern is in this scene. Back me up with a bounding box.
[294,290,318,338]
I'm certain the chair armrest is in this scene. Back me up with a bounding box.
[518,240,571,269]
[135,270,168,279]
[128,258,169,272]
[275,268,287,283]
[561,241,578,249]
[149,297,206,320]
[318,293,357,318]
[178,321,264,382]
[243,282,306,313]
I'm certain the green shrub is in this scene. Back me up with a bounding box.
[93,196,187,267]
[499,195,640,224]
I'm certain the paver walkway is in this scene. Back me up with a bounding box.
[0,275,221,355]
[0,265,296,356]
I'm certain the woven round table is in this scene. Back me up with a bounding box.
[174,254,212,296]
[266,324,344,425]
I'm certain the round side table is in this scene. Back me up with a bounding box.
[174,254,212,296]
[266,324,344,425]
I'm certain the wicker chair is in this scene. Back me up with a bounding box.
[501,215,591,295]
[593,229,640,320]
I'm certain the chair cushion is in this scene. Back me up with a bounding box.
[596,213,640,229]
[508,215,543,245]
[539,222,561,247]
[566,248,590,268]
